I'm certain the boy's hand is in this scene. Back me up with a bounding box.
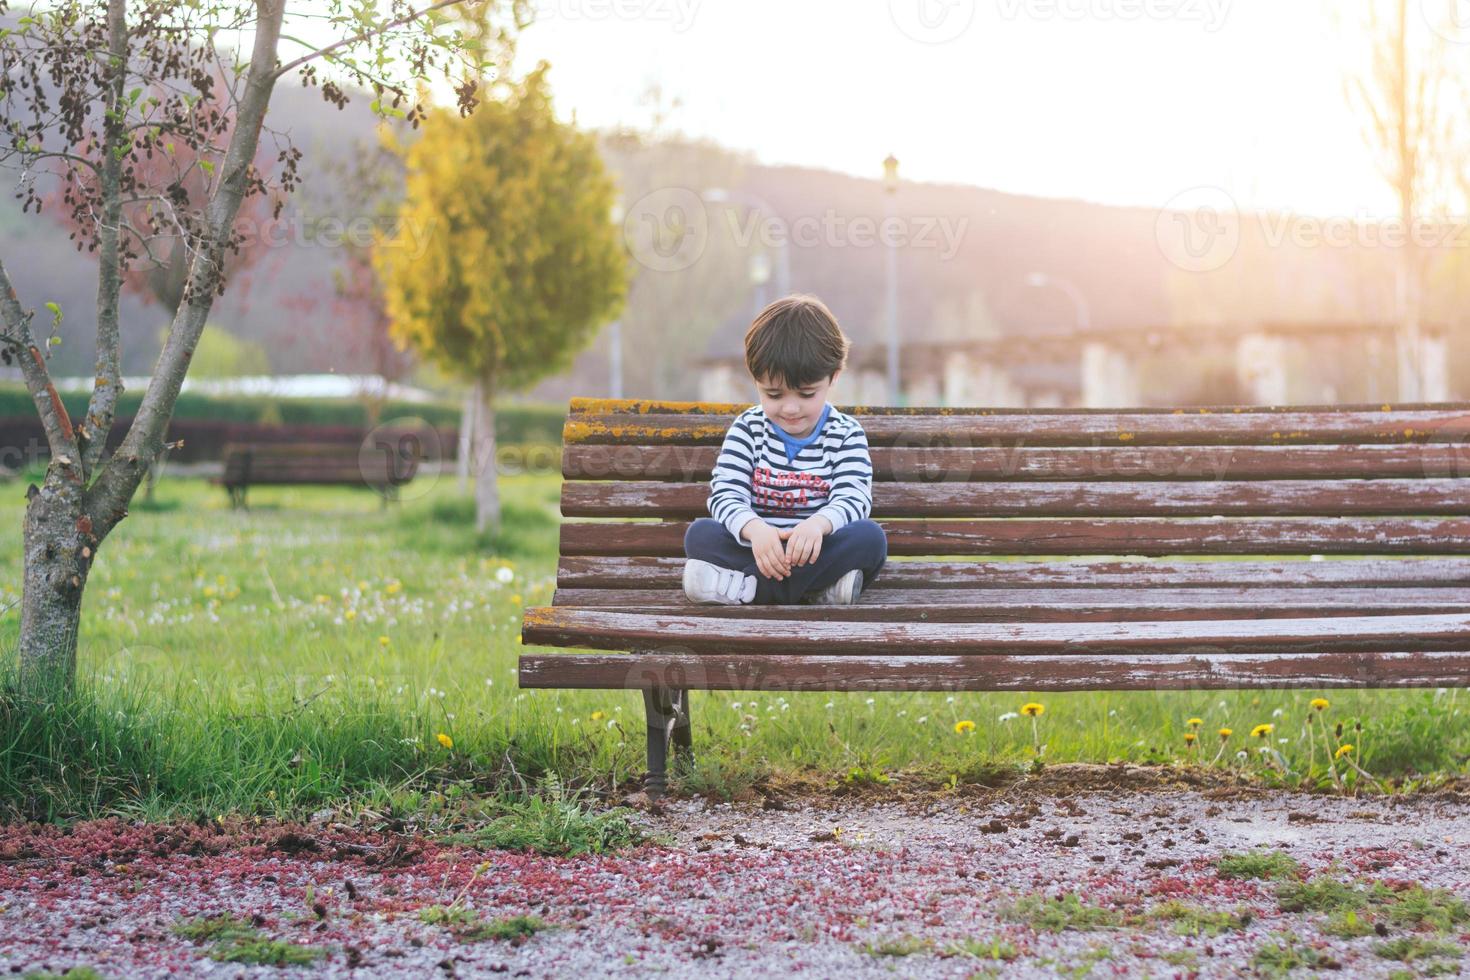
[741,519,791,580]
[779,515,833,567]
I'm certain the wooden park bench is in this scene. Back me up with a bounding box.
[213,439,420,509]
[520,397,1470,797]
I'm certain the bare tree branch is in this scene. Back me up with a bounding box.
[271,0,469,81]
[0,259,81,470]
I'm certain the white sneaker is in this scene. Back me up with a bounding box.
[805,569,863,606]
[683,559,757,605]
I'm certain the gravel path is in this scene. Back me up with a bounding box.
[3,774,1468,977]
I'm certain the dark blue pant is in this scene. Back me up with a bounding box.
[683,517,888,605]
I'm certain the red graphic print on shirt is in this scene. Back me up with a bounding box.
[752,466,832,513]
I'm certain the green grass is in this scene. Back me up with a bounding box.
[1372,936,1464,964]
[437,777,645,855]
[1252,933,1329,976]
[171,913,327,965]
[945,938,1019,961]
[1147,900,1252,936]
[1000,892,1124,933]
[1215,850,1302,881]
[0,473,1467,820]
[860,935,932,957]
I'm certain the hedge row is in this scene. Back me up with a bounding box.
[0,384,566,445]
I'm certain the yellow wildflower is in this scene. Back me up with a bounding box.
[436,732,454,750]
[344,609,357,621]
[1183,732,1197,744]
[590,711,605,722]
[386,581,402,595]
[1020,702,1045,717]
[954,720,976,734]
[378,635,391,647]
[1218,728,1233,739]
[1335,744,1353,759]
[1251,723,1274,739]
[314,594,329,604]
[1186,717,1203,728]
[1310,698,1330,712]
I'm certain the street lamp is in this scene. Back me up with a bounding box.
[702,187,791,297]
[1024,272,1091,334]
[883,154,900,405]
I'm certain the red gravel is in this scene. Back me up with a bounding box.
[2,787,1468,977]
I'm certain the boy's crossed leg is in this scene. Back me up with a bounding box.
[683,517,887,605]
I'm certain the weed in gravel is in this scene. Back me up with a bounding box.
[1251,933,1330,976]
[670,754,770,801]
[1158,949,1199,968]
[1383,884,1470,931]
[1147,900,1252,936]
[860,935,933,957]
[945,937,1019,961]
[1215,850,1301,881]
[1321,908,1378,938]
[170,914,258,943]
[1372,936,1464,964]
[444,777,642,856]
[1275,876,1373,913]
[20,970,105,980]
[172,913,326,966]
[419,905,479,928]
[1000,892,1124,932]
[209,938,327,966]
[457,915,551,943]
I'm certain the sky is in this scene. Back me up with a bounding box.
[506,0,1451,218]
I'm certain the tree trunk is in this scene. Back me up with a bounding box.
[17,475,94,690]
[457,383,475,494]
[472,378,499,534]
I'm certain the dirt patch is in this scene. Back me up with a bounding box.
[2,785,1467,978]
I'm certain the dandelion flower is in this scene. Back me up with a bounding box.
[496,567,514,584]
[436,732,454,750]
[590,711,605,722]
[1186,717,1203,728]
[1183,732,1197,744]
[954,720,976,734]
[1335,744,1353,759]
[386,581,402,595]
[344,609,357,621]
[1021,702,1045,717]
[998,712,1019,722]
[1310,697,1330,712]
[1218,727,1233,739]
[378,635,391,647]
[1251,723,1274,739]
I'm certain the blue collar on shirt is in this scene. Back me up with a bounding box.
[767,403,832,463]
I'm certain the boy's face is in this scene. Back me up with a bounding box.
[754,370,840,438]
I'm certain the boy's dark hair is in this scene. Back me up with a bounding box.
[744,294,850,389]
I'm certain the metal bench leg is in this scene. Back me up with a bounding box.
[642,686,692,800]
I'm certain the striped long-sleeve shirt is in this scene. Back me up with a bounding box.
[707,404,875,545]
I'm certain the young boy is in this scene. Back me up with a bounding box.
[683,294,888,605]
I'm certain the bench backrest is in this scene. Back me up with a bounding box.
[220,442,419,486]
[554,397,1470,595]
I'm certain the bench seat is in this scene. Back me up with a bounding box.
[520,397,1470,797]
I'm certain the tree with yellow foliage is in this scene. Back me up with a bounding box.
[375,62,626,532]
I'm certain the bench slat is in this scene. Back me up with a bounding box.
[561,479,1470,519]
[565,409,1470,447]
[560,518,1470,557]
[555,555,1470,589]
[521,607,1470,655]
[568,397,1470,417]
[562,444,1470,482]
[518,651,1470,691]
[549,587,1470,620]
